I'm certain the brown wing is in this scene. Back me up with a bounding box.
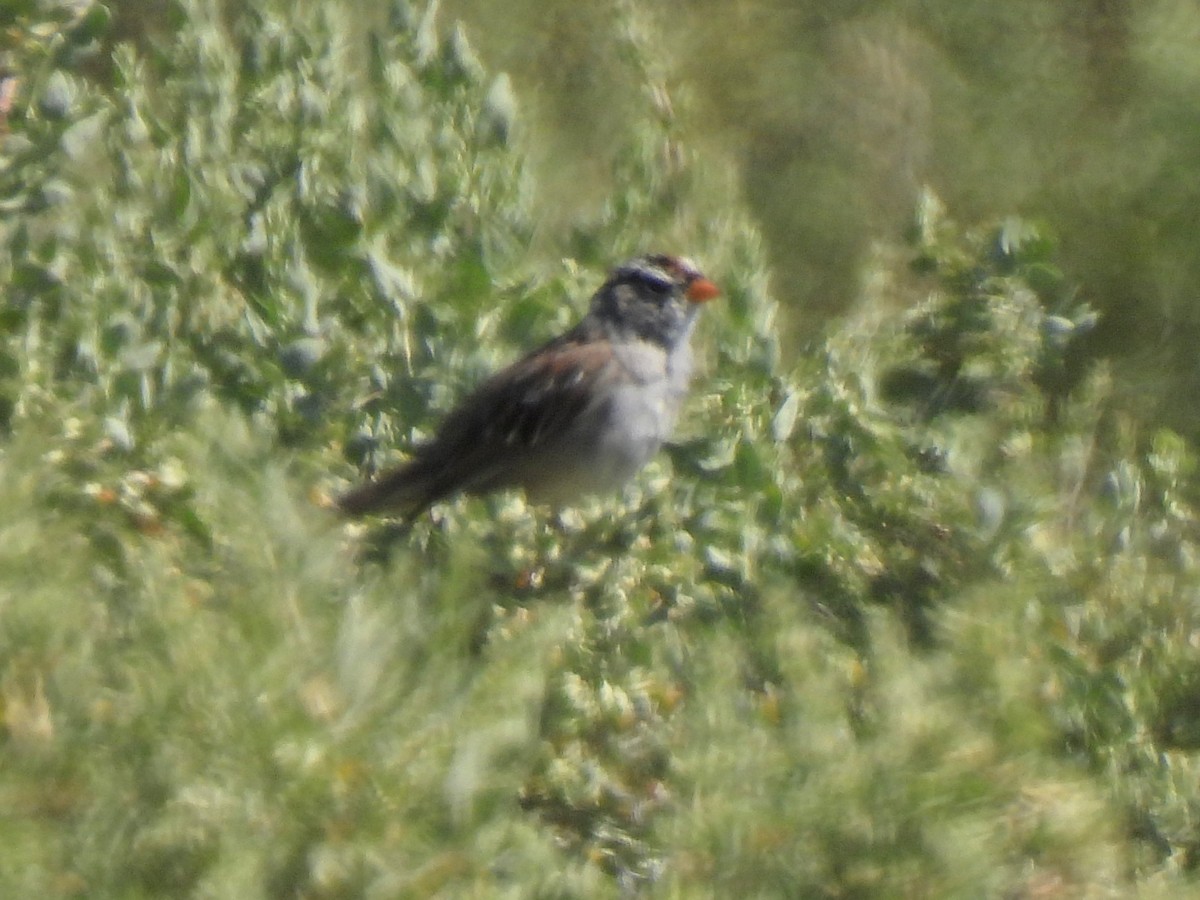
[338,323,619,517]
[418,325,618,494]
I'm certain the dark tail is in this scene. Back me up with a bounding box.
[336,461,438,518]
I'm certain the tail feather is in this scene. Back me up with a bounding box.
[336,461,438,518]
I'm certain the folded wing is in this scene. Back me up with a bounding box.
[337,323,619,517]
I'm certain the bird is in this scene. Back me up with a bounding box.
[337,253,720,518]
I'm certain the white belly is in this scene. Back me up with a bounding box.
[523,339,693,505]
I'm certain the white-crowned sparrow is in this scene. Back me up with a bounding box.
[337,254,719,517]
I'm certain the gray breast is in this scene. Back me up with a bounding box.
[596,339,690,478]
[521,338,693,505]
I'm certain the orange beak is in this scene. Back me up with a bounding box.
[686,277,720,303]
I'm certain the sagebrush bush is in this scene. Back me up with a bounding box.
[2,1,1200,897]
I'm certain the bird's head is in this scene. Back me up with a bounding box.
[590,254,720,347]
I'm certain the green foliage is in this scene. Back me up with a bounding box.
[3,1,1200,897]
[445,0,1200,445]
[3,0,535,470]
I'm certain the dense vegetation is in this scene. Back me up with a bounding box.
[447,0,1200,441]
[2,1,1200,896]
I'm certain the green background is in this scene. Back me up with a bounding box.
[3,1,1200,896]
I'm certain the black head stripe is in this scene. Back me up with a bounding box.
[615,256,680,294]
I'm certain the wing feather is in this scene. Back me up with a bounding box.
[339,323,621,516]
[419,327,618,496]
